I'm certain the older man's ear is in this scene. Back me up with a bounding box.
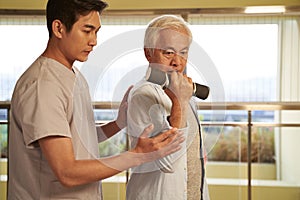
[144,48,153,61]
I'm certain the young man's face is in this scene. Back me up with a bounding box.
[60,10,101,64]
[145,28,190,74]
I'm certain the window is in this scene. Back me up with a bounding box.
[0,24,48,101]
[81,23,279,162]
[188,24,278,164]
[0,16,279,159]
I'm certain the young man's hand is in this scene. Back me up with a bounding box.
[116,85,133,129]
[131,124,185,164]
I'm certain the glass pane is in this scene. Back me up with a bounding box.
[0,24,278,103]
[0,25,48,101]
[190,24,278,102]
[0,124,7,158]
[206,126,275,163]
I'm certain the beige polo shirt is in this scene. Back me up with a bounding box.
[8,56,101,199]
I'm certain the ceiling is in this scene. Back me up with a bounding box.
[0,0,299,15]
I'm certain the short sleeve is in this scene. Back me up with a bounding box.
[19,79,72,147]
[128,83,183,173]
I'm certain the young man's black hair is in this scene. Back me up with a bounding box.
[46,0,108,37]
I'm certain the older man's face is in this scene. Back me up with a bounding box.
[146,28,191,74]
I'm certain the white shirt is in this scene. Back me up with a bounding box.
[126,77,208,200]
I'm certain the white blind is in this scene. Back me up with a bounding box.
[280,17,300,101]
[0,15,45,25]
[0,15,299,102]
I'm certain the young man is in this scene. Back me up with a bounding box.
[126,15,210,200]
[8,1,184,199]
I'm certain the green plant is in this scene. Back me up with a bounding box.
[98,133,127,157]
[207,127,275,163]
[0,125,8,158]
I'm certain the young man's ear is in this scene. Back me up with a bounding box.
[52,19,64,38]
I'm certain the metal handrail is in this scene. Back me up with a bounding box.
[1,101,300,200]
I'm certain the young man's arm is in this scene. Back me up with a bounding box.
[39,125,184,187]
[96,86,132,141]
